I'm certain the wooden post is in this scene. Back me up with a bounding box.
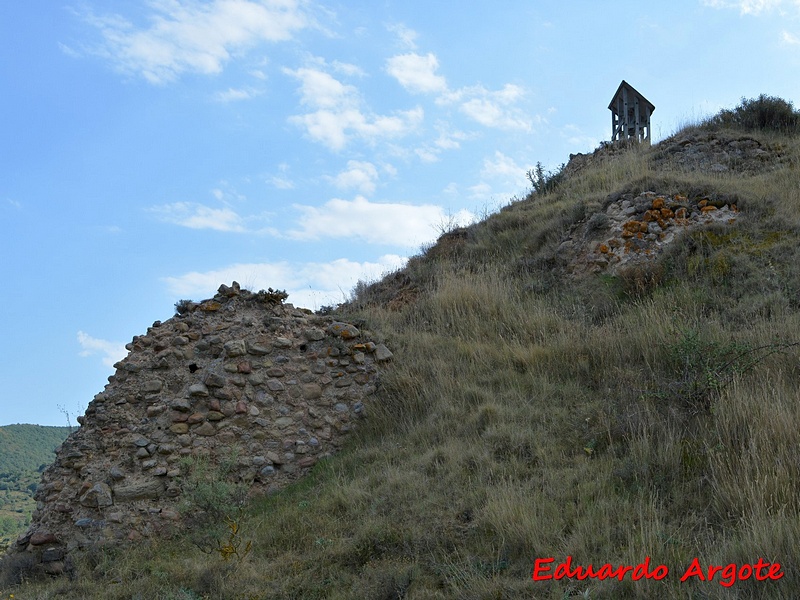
[612,98,619,141]
[622,86,629,139]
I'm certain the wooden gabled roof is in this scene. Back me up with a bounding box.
[608,80,655,113]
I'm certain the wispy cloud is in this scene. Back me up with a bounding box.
[466,150,533,202]
[148,202,247,232]
[214,86,262,102]
[783,30,800,43]
[331,60,366,77]
[76,0,309,84]
[458,85,532,131]
[703,0,800,14]
[384,39,534,132]
[284,65,424,150]
[481,151,525,180]
[287,196,474,247]
[267,162,295,189]
[269,176,295,190]
[161,255,408,309]
[562,124,600,153]
[77,331,127,367]
[414,126,470,162]
[387,23,419,49]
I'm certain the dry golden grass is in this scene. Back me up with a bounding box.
[4,118,800,599]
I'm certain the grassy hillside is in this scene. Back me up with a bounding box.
[3,97,800,599]
[0,425,71,550]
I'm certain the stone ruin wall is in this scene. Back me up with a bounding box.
[9,283,392,575]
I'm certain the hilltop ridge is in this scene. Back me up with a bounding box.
[3,96,800,599]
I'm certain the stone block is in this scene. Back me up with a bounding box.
[327,322,360,339]
[189,383,209,396]
[113,479,164,502]
[223,340,247,357]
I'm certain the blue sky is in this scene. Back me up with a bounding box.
[2,0,799,426]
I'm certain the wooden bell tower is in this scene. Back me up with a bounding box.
[609,80,654,143]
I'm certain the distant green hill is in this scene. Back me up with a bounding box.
[0,424,71,475]
[0,424,71,549]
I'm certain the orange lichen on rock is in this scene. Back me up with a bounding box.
[699,199,709,208]
[660,208,674,219]
[199,301,223,312]
[639,222,649,233]
[652,197,665,209]
[675,207,687,219]
[623,220,641,232]
[643,210,657,222]
[674,194,688,203]
[701,205,718,213]
[598,243,610,254]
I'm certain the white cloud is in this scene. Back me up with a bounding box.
[332,60,366,77]
[783,30,800,44]
[287,196,474,247]
[472,152,532,202]
[79,0,308,84]
[214,87,261,102]
[288,107,424,151]
[414,126,469,162]
[148,202,247,232]
[562,124,600,153]
[415,147,441,163]
[328,161,380,194]
[268,163,295,189]
[459,85,532,131]
[77,331,128,367]
[269,176,295,189]
[468,182,494,200]
[386,52,448,94]
[481,151,524,180]
[384,45,534,133]
[161,255,409,309]
[286,66,357,109]
[442,182,459,196]
[284,66,423,150]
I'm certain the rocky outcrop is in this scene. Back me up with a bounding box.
[560,191,740,275]
[653,130,790,174]
[8,283,392,575]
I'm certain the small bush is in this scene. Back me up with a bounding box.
[253,288,288,305]
[526,161,565,195]
[174,299,196,315]
[710,94,800,133]
[178,456,250,558]
[0,551,38,587]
